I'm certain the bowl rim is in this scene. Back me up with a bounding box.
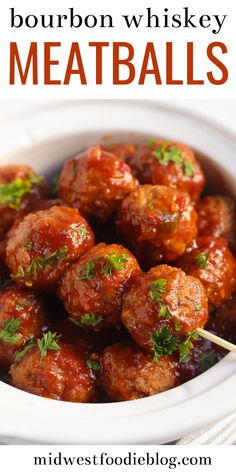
[0,100,236,445]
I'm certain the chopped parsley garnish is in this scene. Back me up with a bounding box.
[68,317,83,327]
[195,304,203,312]
[147,202,154,210]
[184,160,194,177]
[151,327,198,363]
[80,313,103,327]
[15,305,24,312]
[75,225,88,237]
[0,174,44,210]
[199,351,217,373]
[147,137,157,147]
[86,358,100,371]
[77,261,95,281]
[158,303,173,319]
[13,246,69,286]
[194,252,208,269]
[101,251,128,277]
[25,241,34,250]
[27,174,44,187]
[37,331,61,360]
[161,214,178,233]
[151,142,194,177]
[152,143,183,165]
[151,327,179,363]
[76,251,128,281]
[178,331,198,363]
[14,339,36,364]
[174,319,183,332]
[0,318,21,344]
[149,278,167,302]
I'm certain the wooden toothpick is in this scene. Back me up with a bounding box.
[196,327,236,353]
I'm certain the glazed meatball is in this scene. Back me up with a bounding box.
[101,143,136,164]
[6,206,94,291]
[0,199,66,271]
[176,237,236,307]
[116,185,197,266]
[10,333,95,402]
[0,165,48,241]
[100,342,179,401]
[0,286,46,369]
[129,140,205,200]
[59,146,138,222]
[121,265,208,359]
[195,196,236,253]
[58,243,141,330]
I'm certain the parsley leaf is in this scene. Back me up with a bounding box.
[195,304,203,312]
[178,331,198,363]
[149,278,167,302]
[75,225,88,237]
[25,241,34,250]
[13,246,69,286]
[14,339,36,364]
[0,318,21,344]
[15,305,24,312]
[0,174,44,210]
[194,252,208,269]
[161,213,178,233]
[68,317,83,327]
[77,261,95,281]
[101,251,128,277]
[37,331,61,360]
[86,358,100,371]
[174,319,183,332]
[27,174,44,187]
[184,160,194,177]
[80,313,103,327]
[152,143,183,165]
[151,142,195,178]
[147,137,157,147]
[150,327,178,363]
[158,303,173,319]
[199,351,217,373]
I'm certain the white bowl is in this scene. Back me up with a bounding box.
[0,101,236,445]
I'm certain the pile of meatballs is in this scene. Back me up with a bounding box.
[0,139,236,403]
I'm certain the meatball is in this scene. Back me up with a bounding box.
[195,196,236,253]
[129,140,205,200]
[0,165,48,241]
[6,206,94,291]
[101,143,136,164]
[121,265,208,359]
[59,146,138,222]
[100,342,179,401]
[10,333,95,402]
[0,285,46,369]
[116,185,197,266]
[176,237,236,307]
[58,243,141,330]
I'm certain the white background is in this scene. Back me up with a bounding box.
[0,0,235,99]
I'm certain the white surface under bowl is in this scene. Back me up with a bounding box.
[0,101,236,445]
